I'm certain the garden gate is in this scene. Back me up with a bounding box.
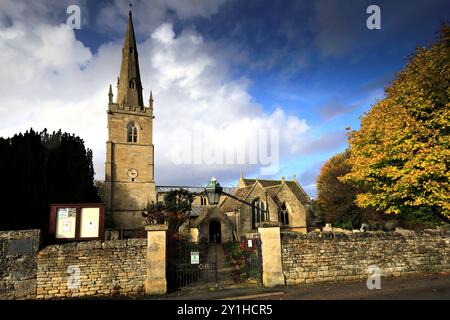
[167,235,262,292]
[167,240,218,291]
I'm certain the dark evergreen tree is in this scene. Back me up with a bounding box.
[0,129,100,242]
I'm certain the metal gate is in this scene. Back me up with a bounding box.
[167,240,218,291]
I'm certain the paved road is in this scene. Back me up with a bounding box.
[267,273,450,300]
[159,273,450,300]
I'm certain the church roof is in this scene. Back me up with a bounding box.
[189,206,204,217]
[219,185,253,212]
[241,178,280,188]
[156,186,235,194]
[284,181,312,205]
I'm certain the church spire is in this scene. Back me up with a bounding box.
[116,9,144,107]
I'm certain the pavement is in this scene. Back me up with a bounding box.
[147,272,450,300]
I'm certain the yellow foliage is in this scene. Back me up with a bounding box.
[342,24,450,219]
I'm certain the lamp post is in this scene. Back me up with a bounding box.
[205,177,222,206]
[205,177,270,221]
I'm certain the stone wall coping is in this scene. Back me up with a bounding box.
[38,238,146,254]
[281,229,450,242]
[258,221,282,228]
[145,224,168,231]
[0,229,40,240]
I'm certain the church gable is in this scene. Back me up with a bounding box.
[272,183,308,231]
[284,180,312,205]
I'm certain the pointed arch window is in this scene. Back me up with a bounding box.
[127,121,138,143]
[129,79,135,89]
[251,198,266,230]
[279,202,289,226]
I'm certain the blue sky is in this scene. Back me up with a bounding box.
[0,0,448,197]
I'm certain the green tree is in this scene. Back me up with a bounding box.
[142,189,194,239]
[94,180,105,202]
[341,24,450,222]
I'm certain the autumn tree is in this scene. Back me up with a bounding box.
[342,24,450,223]
[317,151,379,229]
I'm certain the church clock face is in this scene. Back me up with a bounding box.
[127,168,138,180]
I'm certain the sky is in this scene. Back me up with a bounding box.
[0,0,448,197]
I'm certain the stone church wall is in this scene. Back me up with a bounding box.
[0,229,40,300]
[281,229,450,285]
[36,239,146,299]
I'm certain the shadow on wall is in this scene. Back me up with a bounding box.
[0,229,40,300]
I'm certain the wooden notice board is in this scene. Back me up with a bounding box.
[49,204,105,241]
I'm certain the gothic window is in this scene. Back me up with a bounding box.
[279,203,289,225]
[200,196,207,206]
[127,121,138,143]
[260,202,266,222]
[251,198,266,230]
[129,79,135,89]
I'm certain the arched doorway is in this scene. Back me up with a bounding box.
[209,220,221,243]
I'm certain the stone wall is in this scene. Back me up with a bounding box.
[36,239,146,299]
[0,229,40,300]
[281,229,450,285]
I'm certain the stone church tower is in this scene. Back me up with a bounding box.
[104,10,156,229]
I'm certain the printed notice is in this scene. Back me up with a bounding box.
[191,251,199,264]
[55,207,77,239]
[62,220,72,232]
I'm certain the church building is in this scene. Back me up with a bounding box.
[103,10,314,237]
[181,175,314,243]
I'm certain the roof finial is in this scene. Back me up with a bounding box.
[108,84,113,103]
[129,2,133,15]
[149,90,153,107]
[293,174,297,182]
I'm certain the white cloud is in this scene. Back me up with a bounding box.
[143,23,311,184]
[0,3,311,186]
